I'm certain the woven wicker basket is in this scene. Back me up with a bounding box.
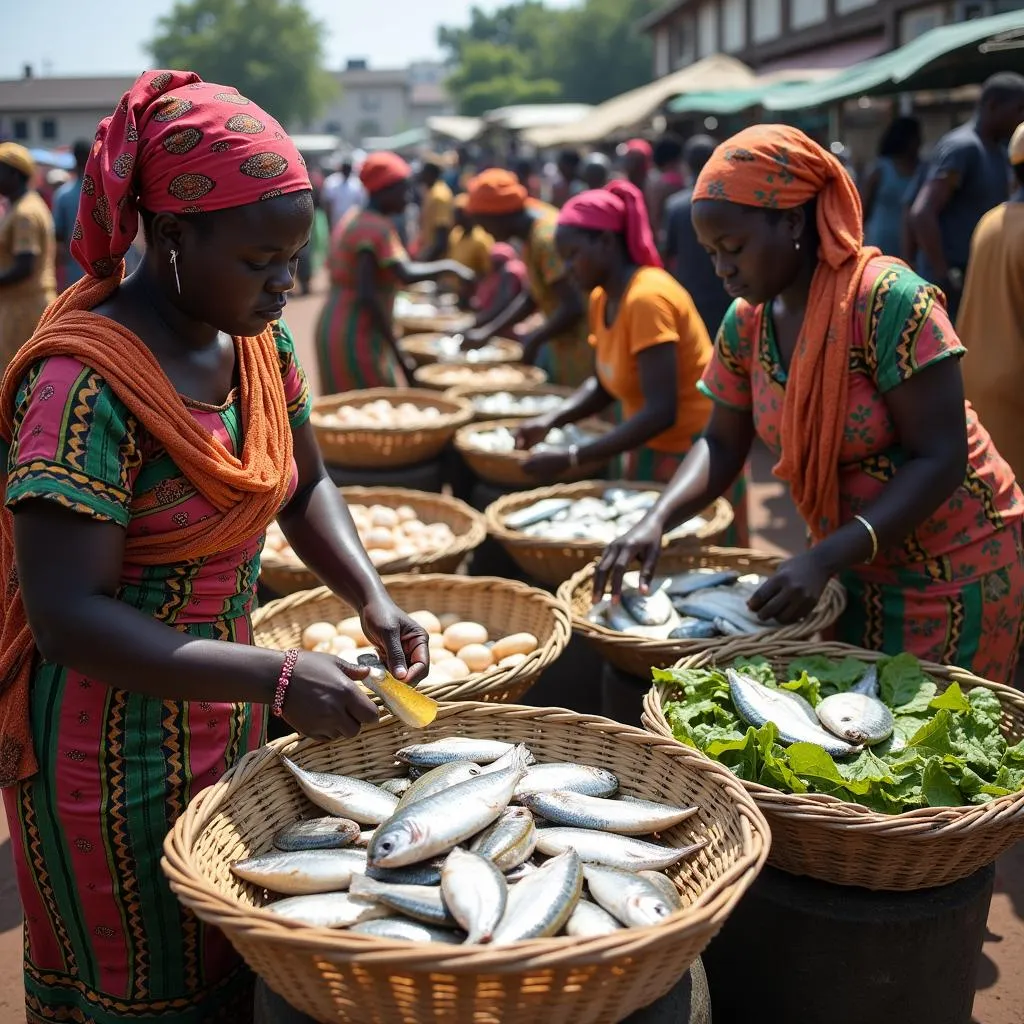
[643,639,1024,890]
[557,550,847,680]
[162,701,769,1024]
[395,312,474,336]
[259,488,488,596]
[455,418,613,488]
[414,363,548,392]
[400,333,523,368]
[310,389,473,469]
[445,382,575,423]
[485,481,735,587]
[252,574,571,705]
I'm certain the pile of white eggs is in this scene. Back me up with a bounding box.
[315,400,445,430]
[424,365,534,388]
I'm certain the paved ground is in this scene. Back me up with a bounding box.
[0,281,1020,1021]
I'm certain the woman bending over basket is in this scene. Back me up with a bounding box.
[315,151,473,392]
[0,71,430,1022]
[597,125,1024,684]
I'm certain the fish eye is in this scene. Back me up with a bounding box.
[377,839,394,854]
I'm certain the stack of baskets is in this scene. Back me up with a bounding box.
[414,363,547,392]
[399,333,523,368]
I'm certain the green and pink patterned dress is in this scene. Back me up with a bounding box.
[700,258,1024,683]
[1,321,310,1022]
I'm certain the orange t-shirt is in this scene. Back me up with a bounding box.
[590,265,713,454]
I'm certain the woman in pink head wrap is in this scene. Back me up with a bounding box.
[515,180,749,542]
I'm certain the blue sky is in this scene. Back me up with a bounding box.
[2,0,576,78]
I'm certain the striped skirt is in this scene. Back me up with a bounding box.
[315,287,405,394]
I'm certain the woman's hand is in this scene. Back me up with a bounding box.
[359,595,430,685]
[593,513,667,600]
[522,449,570,478]
[515,415,555,451]
[280,652,380,740]
[747,551,829,624]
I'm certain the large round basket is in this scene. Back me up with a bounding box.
[455,418,612,488]
[310,389,473,469]
[162,701,769,1024]
[642,639,1024,890]
[485,481,735,587]
[395,312,474,336]
[399,333,523,368]
[413,363,548,393]
[445,382,574,423]
[557,550,847,680]
[252,574,571,705]
[259,488,488,596]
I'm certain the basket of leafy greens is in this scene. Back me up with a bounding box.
[642,640,1024,890]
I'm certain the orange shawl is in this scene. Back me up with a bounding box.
[0,272,293,786]
[693,125,880,540]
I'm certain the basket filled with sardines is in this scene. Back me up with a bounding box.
[162,701,768,1024]
[557,549,847,680]
[485,481,734,587]
[399,333,523,368]
[643,640,1024,890]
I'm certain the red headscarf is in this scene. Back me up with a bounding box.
[693,124,882,538]
[466,170,528,216]
[625,138,653,171]
[72,70,310,279]
[360,152,412,195]
[558,180,662,268]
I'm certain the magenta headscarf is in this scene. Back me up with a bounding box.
[558,180,662,268]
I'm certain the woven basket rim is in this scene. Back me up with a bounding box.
[400,334,523,365]
[161,701,770,962]
[444,383,575,400]
[414,363,548,390]
[645,639,1024,832]
[310,388,473,433]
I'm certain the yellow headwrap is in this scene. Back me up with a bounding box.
[0,143,35,179]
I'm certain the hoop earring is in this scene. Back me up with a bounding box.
[169,249,181,295]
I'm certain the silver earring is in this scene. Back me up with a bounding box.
[169,249,181,294]
[794,240,801,251]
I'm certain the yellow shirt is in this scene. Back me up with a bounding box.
[0,190,56,300]
[447,224,494,279]
[419,181,455,252]
[590,266,713,454]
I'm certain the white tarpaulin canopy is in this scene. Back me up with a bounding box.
[426,115,483,143]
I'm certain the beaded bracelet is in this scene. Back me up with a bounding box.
[272,648,300,718]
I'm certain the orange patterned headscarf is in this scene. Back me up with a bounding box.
[466,170,528,216]
[693,124,880,539]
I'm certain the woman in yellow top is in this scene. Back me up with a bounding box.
[516,180,749,544]
[445,194,494,301]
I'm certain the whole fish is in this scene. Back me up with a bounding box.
[503,498,573,531]
[264,891,387,928]
[442,847,508,944]
[514,762,619,800]
[620,584,674,627]
[490,849,582,945]
[607,601,681,640]
[350,917,464,944]
[565,899,624,938]
[668,618,720,640]
[726,669,860,758]
[583,865,675,928]
[478,745,536,776]
[395,761,482,811]
[369,745,530,867]
[675,591,771,634]
[521,791,697,835]
[534,828,706,871]
[851,665,879,697]
[274,817,361,852]
[638,870,683,910]
[281,757,398,824]
[231,848,367,896]
[661,570,740,598]
[469,806,537,871]
[816,691,894,746]
[363,665,439,729]
[396,737,514,768]
[379,778,412,798]
[349,876,455,926]
[366,860,444,886]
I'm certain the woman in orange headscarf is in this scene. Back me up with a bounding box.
[598,125,1024,683]
[0,72,430,1021]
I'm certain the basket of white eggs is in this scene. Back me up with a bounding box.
[251,574,572,704]
[260,488,488,597]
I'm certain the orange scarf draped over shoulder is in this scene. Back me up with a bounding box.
[0,273,293,786]
[693,125,881,540]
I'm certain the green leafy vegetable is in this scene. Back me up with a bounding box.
[879,653,937,712]
[788,655,869,696]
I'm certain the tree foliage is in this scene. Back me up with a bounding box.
[148,0,336,128]
[438,0,660,116]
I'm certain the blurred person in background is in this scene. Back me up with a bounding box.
[51,139,92,291]
[295,182,330,295]
[552,148,584,207]
[0,143,56,375]
[581,152,611,191]
[862,116,922,258]
[444,193,494,302]
[911,72,1024,319]
[471,241,530,326]
[647,133,686,247]
[512,156,543,199]
[623,138,653,192]
[322,158,365,229]
[416,155,455,260]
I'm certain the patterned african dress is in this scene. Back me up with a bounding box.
[315,207,407,393]
[0,320,311,1023]
[701,258,1024,684]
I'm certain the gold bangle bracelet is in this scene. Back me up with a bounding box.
[853,514,879,563]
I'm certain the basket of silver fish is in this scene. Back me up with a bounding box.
[444,383,574,423]
[558,550,846,680]
[399,333,523,368]
[413,362,548,393]
[259,488,488,596]
[455,418,612,488]
[310,389,474,469]
[485,482,734,587]
[161,701,769,1024]
[393,292,473,336]
[253,573,571,705]
[642,640,1024,890]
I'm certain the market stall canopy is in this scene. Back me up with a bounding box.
[482,103,595,133]
[289,134,342,157]
[426,115,483,143]
[363,126,431,153]
[668,68,838,116]
[523,54,756,148]
[765,9,1024,112]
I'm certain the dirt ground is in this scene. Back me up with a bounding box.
[0,282,1020,1022]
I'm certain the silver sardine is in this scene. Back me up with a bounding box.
[274,817,361,852]
[514,762,619,800]
[349,876,455,926]
[490,849,582,945]
[816,691,894,746]
[395,760,482,810]
[565,899,624,937]
[521,791,697,835]
[396,737,515,768]
[534,828,706,871]
[231,848,367,896]
[349,917,464,943]
[264,891,386,928]
[469,806,537,871]
[621,584,674,627]
[442,847,508,944]
[281,757,398,824]
[583,864,675,928]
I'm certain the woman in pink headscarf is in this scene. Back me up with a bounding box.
[515,180,749,542]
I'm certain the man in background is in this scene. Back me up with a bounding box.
[51,139,91,291]
[581,152,611,191]
[646,133,686,248]
[622,138,653,192]
[322,158,365,229]
[417,157,455,261]
[551,149,584,208]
